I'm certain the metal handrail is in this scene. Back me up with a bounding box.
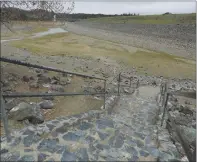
[0,57,105,81]
[3,92,106,98]
[1,58,139,143]
[0,57,106,142]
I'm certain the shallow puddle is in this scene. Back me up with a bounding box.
[32,28,67,38]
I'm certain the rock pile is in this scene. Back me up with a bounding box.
[160,87,196,159]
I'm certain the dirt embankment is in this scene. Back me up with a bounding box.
[65,21,196,60]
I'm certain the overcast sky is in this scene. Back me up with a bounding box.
[73,1,196,15]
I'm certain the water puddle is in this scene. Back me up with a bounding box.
[1,38,22,43]
[1,28,68,43]
[32,28,67,38]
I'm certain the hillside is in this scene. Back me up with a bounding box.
[86,13,196,24]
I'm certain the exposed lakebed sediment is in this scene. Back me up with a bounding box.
[66,21,196,59]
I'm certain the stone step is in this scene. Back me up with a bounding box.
[1,86,181,161]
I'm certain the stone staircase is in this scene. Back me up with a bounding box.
[1,86,181,161]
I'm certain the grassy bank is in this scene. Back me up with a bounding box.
[87,13,196,24]
[1,21,62,39]
[11,33,196,80]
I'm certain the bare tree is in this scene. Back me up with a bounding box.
[0,0,75,30]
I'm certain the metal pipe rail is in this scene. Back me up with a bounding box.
[0,57,105,81]
[0,56,107,143]
[3,92,106,98]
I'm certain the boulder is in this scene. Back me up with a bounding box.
[39,100,54,109]
[179,126,196,145]
[9,102,44,124]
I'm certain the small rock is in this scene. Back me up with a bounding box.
[51,80,58,84]
[49,85,64,92]
[152,81,157,86]
[180,106,193,115]
[29,76,34,80]
[52,76,59,81]
[123,88,129,93]
[39,100,54,109]
[35,69,41,73]
[67,78,71,84]
[38,74,51,84]
[22,75,29,82]
[2,80,9,87]
[184,100,191,105]
[29,82,39,88]
[0,148,8,154]
[38,153,49,161]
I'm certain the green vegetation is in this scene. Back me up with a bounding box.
[11,33,195,80]
[87,13,196,24]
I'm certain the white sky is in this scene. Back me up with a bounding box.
[73,1,196,15]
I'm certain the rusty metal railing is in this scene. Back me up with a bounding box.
[0,56,107,142]
[0,56,139,143]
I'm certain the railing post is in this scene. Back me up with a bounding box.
[103,80,106,109]
[118,73,121,96]
[161,92,169,126]
[159,84,163,104]
[129,77,131,87]
[1,96,11,142]
[136,79,139,89]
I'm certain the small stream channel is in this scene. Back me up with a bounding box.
[1,28,68,43]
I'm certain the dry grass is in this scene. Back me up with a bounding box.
[1,21,62,39]
[11,33,196,80]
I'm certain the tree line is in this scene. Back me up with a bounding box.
[1,7,140,22]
